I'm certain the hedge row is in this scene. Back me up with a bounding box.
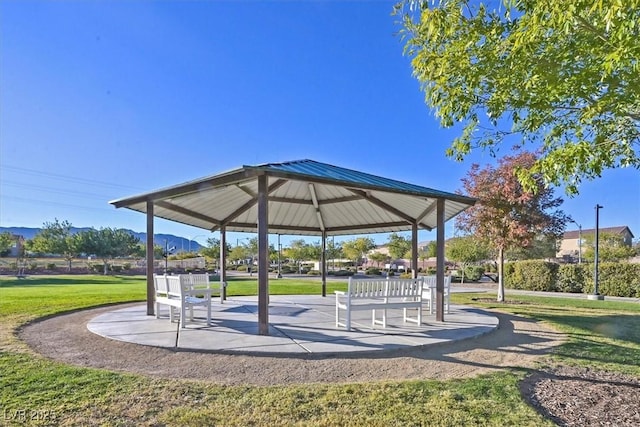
[504,260,640,297]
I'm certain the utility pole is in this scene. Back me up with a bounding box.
[589,205,605,301]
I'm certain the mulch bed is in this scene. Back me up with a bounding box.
[521,365,640,426]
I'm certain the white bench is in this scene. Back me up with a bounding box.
[153,274,222,328]
[335,277,423,331]
[422,275,452,314]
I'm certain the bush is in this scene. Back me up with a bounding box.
[584,262,640,297]
[46,263,57,270]
[557,264,586,293]
[28,262,38,270]
[365,267,381,275]
[122,262,132,271]
[88,263,104,273]
[399,272,413,279]
[111,265,123,273]
[505,260,558,291]
[463,265,485,282]
[236,265,248,272]
[332,269,355,277]
[307,270,321,275]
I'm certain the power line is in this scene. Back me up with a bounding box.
[1,195,115,213]
[0,164,145,191]
[2,180,112,201]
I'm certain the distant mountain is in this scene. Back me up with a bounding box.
[0,227,203,253]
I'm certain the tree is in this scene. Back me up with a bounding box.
[342,237,376,270]
[29,219,79,272]
[387,233,411,260]
[582,232,636,262]
[75,228,140,275]
[445,236,489,283]
[456,152,568,301]
[397,0,640,194]
[199,237,231,269]
[283,239,309,273]
[0,232,13,257]
[505,234,559,261]
[369,251,389,268]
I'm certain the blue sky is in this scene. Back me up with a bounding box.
[1,1,638,248]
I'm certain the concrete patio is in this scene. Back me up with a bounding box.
[88,295,499,355]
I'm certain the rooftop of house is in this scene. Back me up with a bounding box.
[563,226,634,239]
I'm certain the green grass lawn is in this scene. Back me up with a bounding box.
[1,275,639,426]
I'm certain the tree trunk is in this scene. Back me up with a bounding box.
[103,260,109,276]
[497,247,505,302]
[67,257,72,273]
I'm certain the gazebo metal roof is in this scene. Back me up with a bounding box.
[110,159,475,235]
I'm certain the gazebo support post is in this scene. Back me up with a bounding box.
[146,201,155,316]
[219,226,227,300]
[436,198,445,322]
[321,231,327,297]
[411,222,418,279]
[257,174,270,335]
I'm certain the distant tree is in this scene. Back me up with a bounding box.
[506,234,559,261]
[369,251,389,268]
[75,228,140,275]
[283,239,310,273]
[582,232,636,262]
[342,237,376,270]
[29,219,79,272]
[326,239,343,262]
[228,245,250,266]
[199,237,231,269]
[397,0,640,195]
[387,233,412,260]
[445,236,490,283]
[0,232,13,257]
[456,152,568,301]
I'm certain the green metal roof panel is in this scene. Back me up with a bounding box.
[251,159,472,202]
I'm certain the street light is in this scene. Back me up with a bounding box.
[568,219,582,264]
[277,234,282,279]
[589,205,605,301]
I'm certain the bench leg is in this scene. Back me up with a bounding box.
[207,298,212,326]
[181,305,187,328]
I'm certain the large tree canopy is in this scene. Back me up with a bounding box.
[397,0,640,194]
[456,151,568,300]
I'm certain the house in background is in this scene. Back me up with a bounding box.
[557,226,634,260]
[6,234,25,257]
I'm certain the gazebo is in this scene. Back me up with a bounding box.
[110,159,475,335]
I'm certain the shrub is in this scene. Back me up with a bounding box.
[503,263,516,288]
[332,269,355,277]
[463,265,485,282]
[504,260,558,291]
[111,265,123,273]
[399,272,413,279]
[122,262,132,271]
[584,262,640,297]
[365,267,381,275]
[46,263,57,270]
[28,262,38,270]
[557,264,586,293]
[236,265,248,272]
[88,263,104,273]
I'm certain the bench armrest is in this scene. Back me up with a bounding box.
[334,291,346,296]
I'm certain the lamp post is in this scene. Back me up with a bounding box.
[589,205,605,301]
[277,234,282,279]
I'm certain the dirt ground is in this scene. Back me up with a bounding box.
[19,304,640,426]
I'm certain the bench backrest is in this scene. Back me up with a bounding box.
[347,277,423,299]
[154,274,169,296]
[347,278,387,298]
[165,275,184,298]
[385,278,422,298]
[181,273,209,289]
[423,275,452,292]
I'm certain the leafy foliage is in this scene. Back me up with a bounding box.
[342,237,376,267]
[74,228,140,275]
[0,232,13,257]
[387,233,411,260]
[397,0,640,194]
[582,232,636,262]
[28,219,79,272]
[456,152,568,300]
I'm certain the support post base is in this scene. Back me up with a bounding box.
[587,294,605,301]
